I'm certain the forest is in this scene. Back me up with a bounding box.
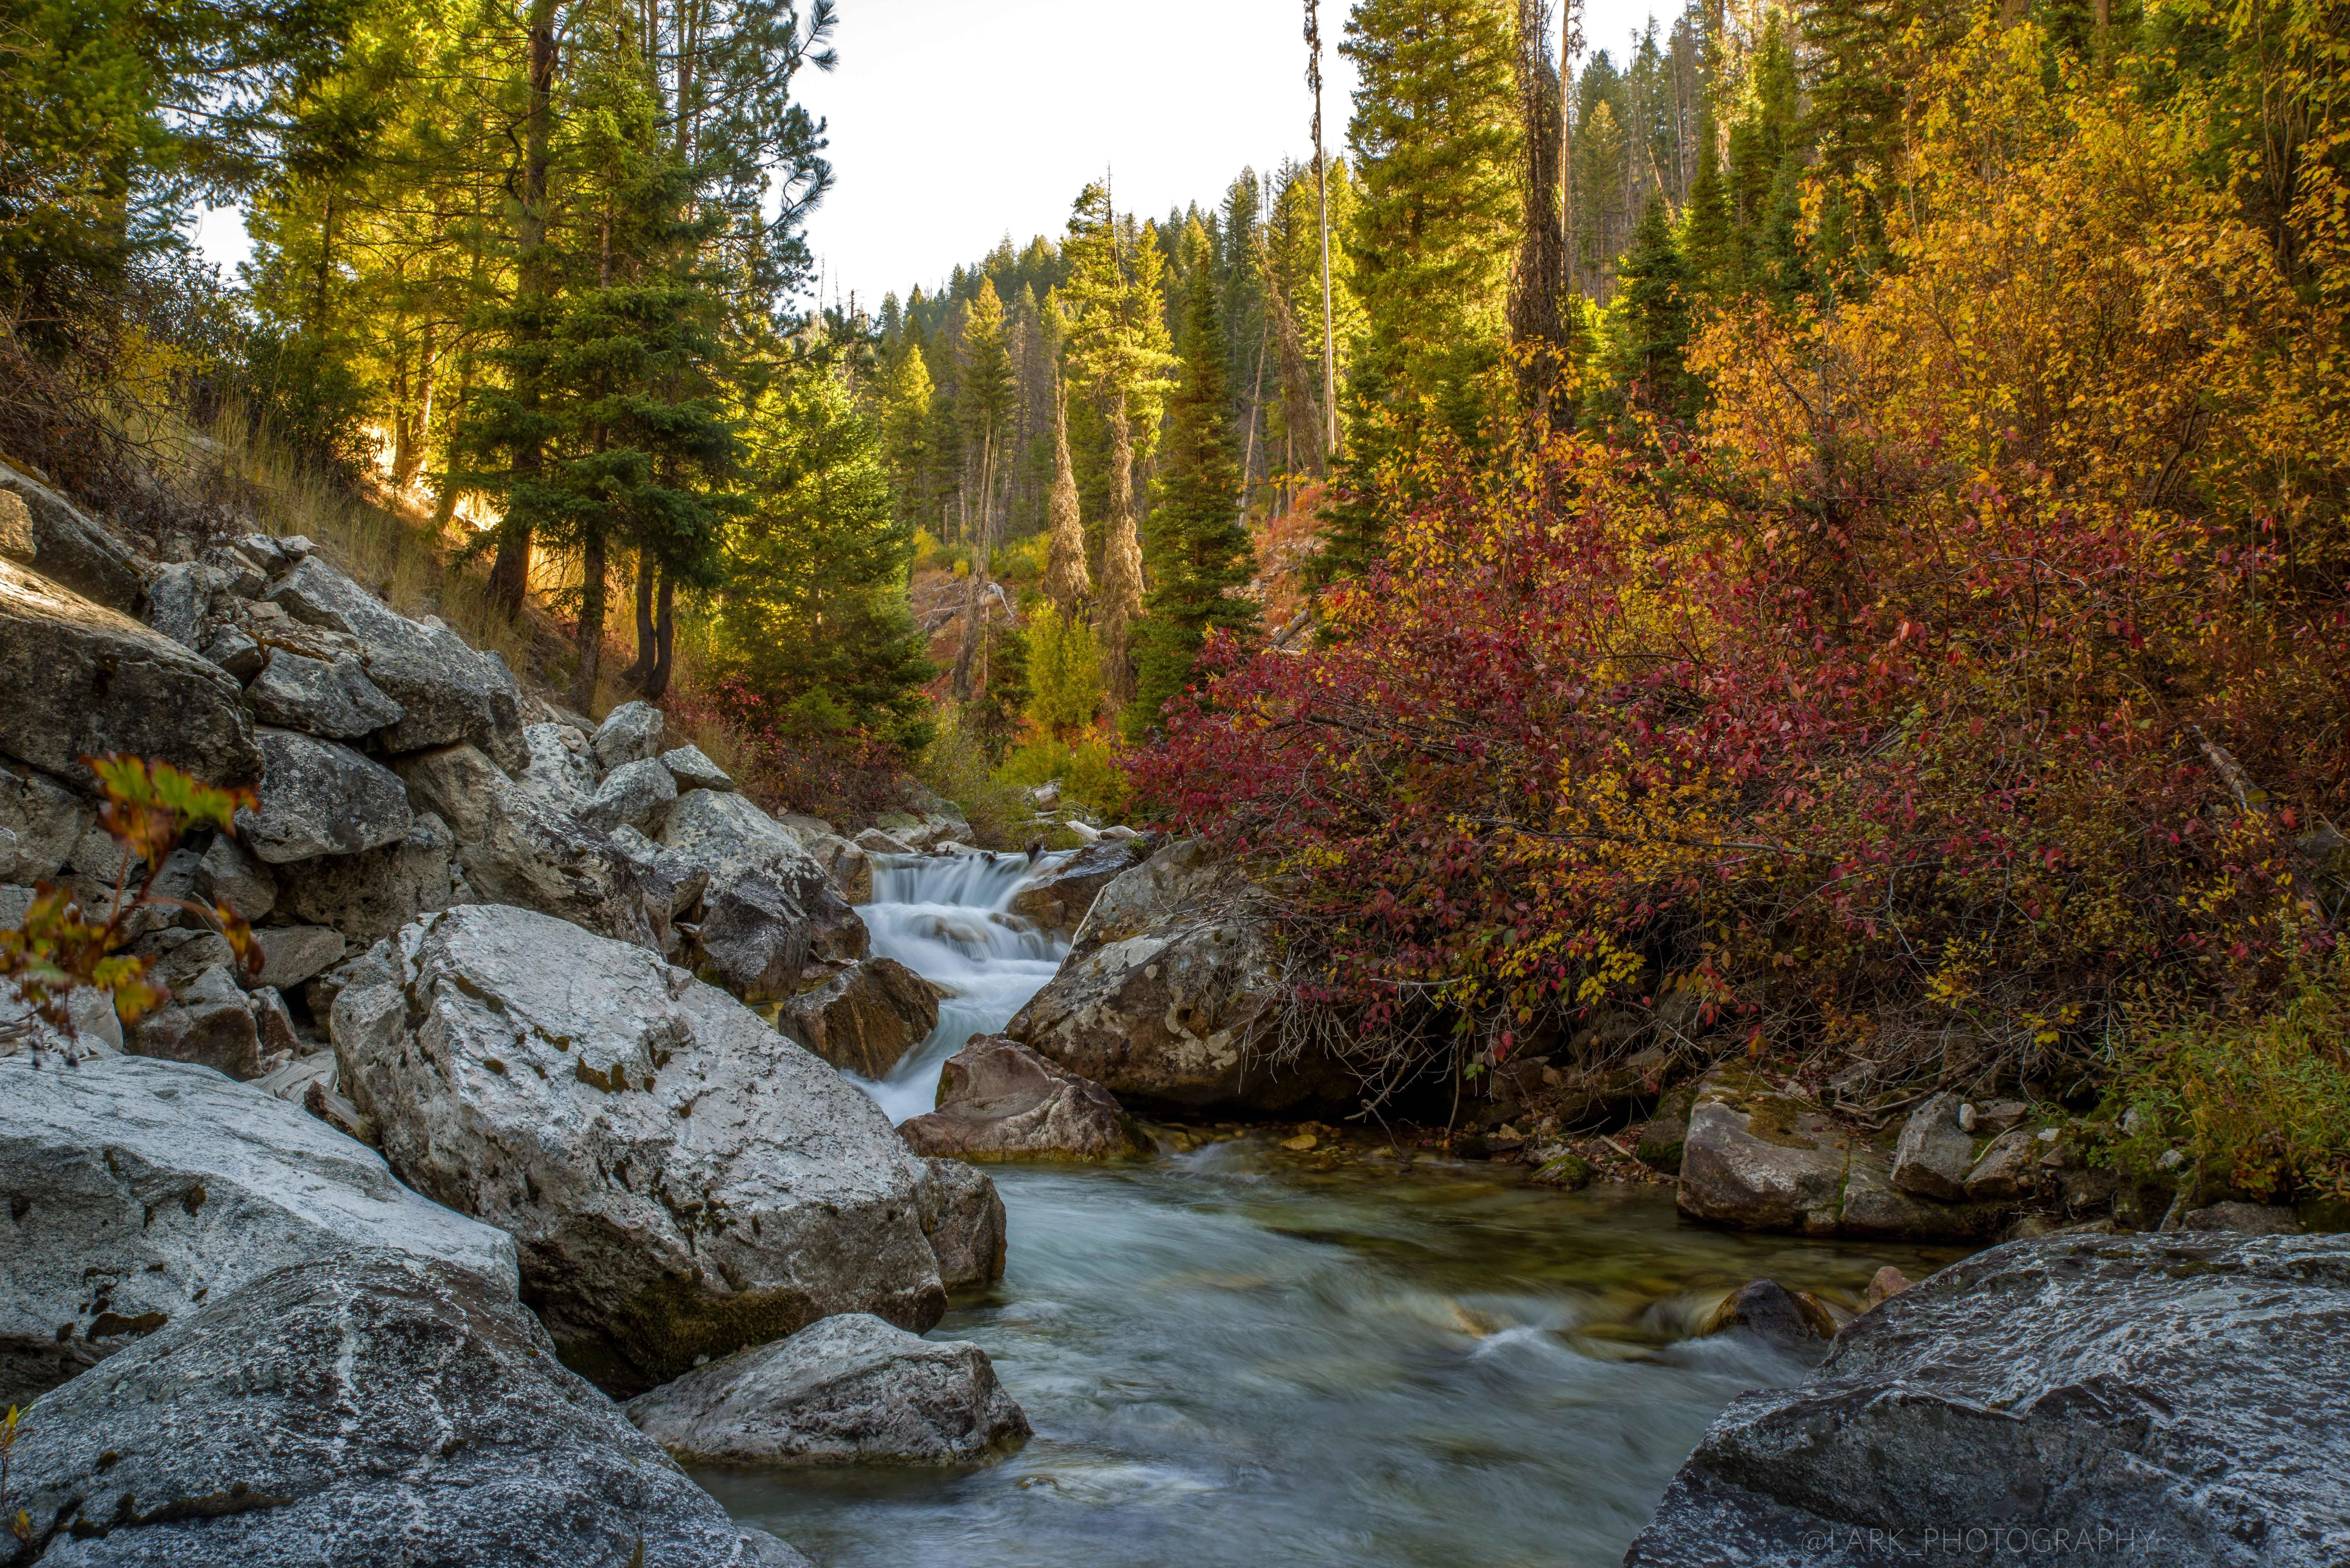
[4,0,2347,1191]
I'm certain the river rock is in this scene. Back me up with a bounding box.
[1008,838,1341,1113]
[4,1252,807,1567]
[1835,1145,2011,1242]
[245,648,406,739]
[1007,835,1151,935]
[261,554,525,767]
[1623,1233,2350,1568]
[0,1054,515,1407]
[0,556,262,790]
[332,904,946,1395]
[899,1034,1147,1162]
[1890,1090,1977,1200]
[778,957,943,1078]
[1699,1280,1838,1357]
[1961,1126,2041,1200]
[855,826,915,855]
[273,809,456,941]
[658,788,867,994]
[0,457,142,611]
[236,726,412,863]
[580,754,677,833]
[803,831,872,903]
[0,758,91,881]
[661,743,733,791]
[129,974,262,1079]
[625,1311,1030,1468]
[1675,1073,1848,1233]
[2184,1200,2303,1234]
[915,1157,1007,1290]
[593,698,665,769]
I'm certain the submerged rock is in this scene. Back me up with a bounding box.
[6,1253,807,1567]
[333,904,946,1395]
[1625,1233,2350,1568]
[899,1034,1147,1162]
[625,1311,1030,1468]
[0,1054,514,1408]
[1699,1279,1839,1357]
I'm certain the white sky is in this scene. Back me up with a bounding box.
[192,0,1676,304]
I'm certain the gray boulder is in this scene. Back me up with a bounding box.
[5,1252,808,1567]
[333,904,947,1395]
[2184,1200,2303,1235]
[900,1034,1147,1162]
[661,743,734,791]
[245,649,405,739]
[1836,1146,2011,1242]
[1962,1125,2042,1200]
[802,831,872,903]
[129,971,262,1080]
[190,831,277,920]
[1008,835,1152,936]
[274,810,456,941]
[1890,1090,1977,1200]
[915,1157,1007,1291]
[1008,838,1340,1113]
[0,758,91,881]
[261,555,524,766]
[0,457,142,611]
[593,698,665,769]
[249,924,346,991]
[237,726,412,864]
[1624,1233,2350,1568]
[579,754,677,834]
[0,556,262,790]
[514,720,596,807]
[856,826,916,855]
[777,956,943,1078]
[1675,1073,1849,1234]
[625,1311,1029,1468]
[143,559,227,650]
[0,1054,515,1407]
[658,789,868,997]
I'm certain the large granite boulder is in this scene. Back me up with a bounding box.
[1676,1073,1851,1234]
[0,457,142,611]
[899,1034,1147,1162]
[656,788,870,999]
[593,699,666,769]
[244,648,405,739]
[127,963,263,1079]
[261,555,525,767]
[915,1157,1007,1290]
[0,556,262,790]
[4,1253,807,1567]
[0,1054,515,1408]
[625,1311,1030,1468]
[1624,1233,2350,1568]
[777,956,943,1078]
[1007,838,1342,1112]
[236,726,413,863]
[274,810,457,941]
[1008,835,1152,936]
[0,758,91,882]
[579,755,676,834]
[333,905,947,1395]
[399,743,663,951]
[513,720,597,808]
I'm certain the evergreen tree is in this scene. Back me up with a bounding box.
[1609,195,1696,420]
[1042,377,1091,613]
[1682,114,1736,301]
[1127,222,1259,737]
[951,279,1016,699]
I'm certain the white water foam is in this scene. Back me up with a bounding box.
[849,850,1072,1124]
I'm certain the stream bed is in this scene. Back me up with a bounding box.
[710,851,1961,1566]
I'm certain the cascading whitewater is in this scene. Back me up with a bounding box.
[851,850,1070,1124]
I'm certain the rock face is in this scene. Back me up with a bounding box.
[0,458,142,611]
[237,727,413,863]
[778,956,943,1078]
[1676,1075,1850,1233]
[5,1253,808,1568]
[1008,838,1342,1113]
[915,1157,1007,1290]
[1625,1233,2350,1568]
[0,1054,516,1407]
[244,649,405,739]
[0,556,262,790]
[1007,836,1151,935]
[0,759,92,881]
[900,1035,1147,1162]
[333,904,946,1394]
[625,1311,1030,1468]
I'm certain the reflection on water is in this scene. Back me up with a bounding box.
[706,1147,1964,1567]
[764,853,1966,1565]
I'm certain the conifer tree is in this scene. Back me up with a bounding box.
[1128,223,1258,737]
[951,280,1015,699]
[1611,195,1696,419]
[1681,113,1735,300]
[1042,377,1092,613]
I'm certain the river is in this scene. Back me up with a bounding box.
[705,851,1959,1566]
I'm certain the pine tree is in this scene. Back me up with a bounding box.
[1682,113,1736,301]
[951,280,1016,699]
[1127,222,1259,737]
[1610,195,1696,419]
[1042,376,1091,613]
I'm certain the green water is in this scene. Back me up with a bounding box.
[704,1138,1964,1567]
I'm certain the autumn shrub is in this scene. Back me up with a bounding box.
[998,727,1131,824]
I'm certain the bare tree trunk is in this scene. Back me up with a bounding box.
[1561,0,1582,301]
[951,427,998,702]
[489,0,557,619]
[1042,377,1092,614]
[646,573,677,699]
[571,530,606,714]
[1098,403,1145,710]
[1307,0,1339,458]
[624,546,657,688]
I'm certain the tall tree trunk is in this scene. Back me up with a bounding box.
[1561,0,1581,299]
[489,0,558,619]
[951,428,999,701]
[1043,379,1092,614]
[625,547,658,688]
[1099,403,1145,710]
[646,573,677,699]
[571,530,607,713]
[1308,0,1339,457]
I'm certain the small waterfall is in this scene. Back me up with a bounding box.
[851,850,1071,1124]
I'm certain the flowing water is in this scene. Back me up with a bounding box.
[714,853,1963,1567]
